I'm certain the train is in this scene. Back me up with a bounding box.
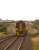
[16,21,28,36]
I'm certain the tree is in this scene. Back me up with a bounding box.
[32,20,39,30]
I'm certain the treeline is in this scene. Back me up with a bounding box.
[0,19,39,37]
[32,20,39,30]
[0,22,6,32]
[30,19,39,37]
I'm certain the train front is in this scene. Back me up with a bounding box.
[16,21,27,37]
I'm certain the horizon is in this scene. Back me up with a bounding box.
[0,17,39,21]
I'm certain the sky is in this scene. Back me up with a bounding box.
[0,0,39,21]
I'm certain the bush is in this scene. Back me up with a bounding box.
[31,33,39,37]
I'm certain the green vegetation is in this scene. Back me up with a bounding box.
[30,20,39,37]
[0,32,8,37]
[32,20,39,30]
[0,23,8,37]
[0,22,6,33]
[31,33,39,37]
[0,27,6,32]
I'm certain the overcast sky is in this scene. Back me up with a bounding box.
[0,0,39,21]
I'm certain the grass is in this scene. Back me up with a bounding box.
[32,37,39,50]
[0,32,8,38]
[33,42,39,50]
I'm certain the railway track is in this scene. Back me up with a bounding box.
[0,35,16,43]
[0,35,25,50]
[0,36,17,50]
[0,35,32,50]
[6,37,24,50]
